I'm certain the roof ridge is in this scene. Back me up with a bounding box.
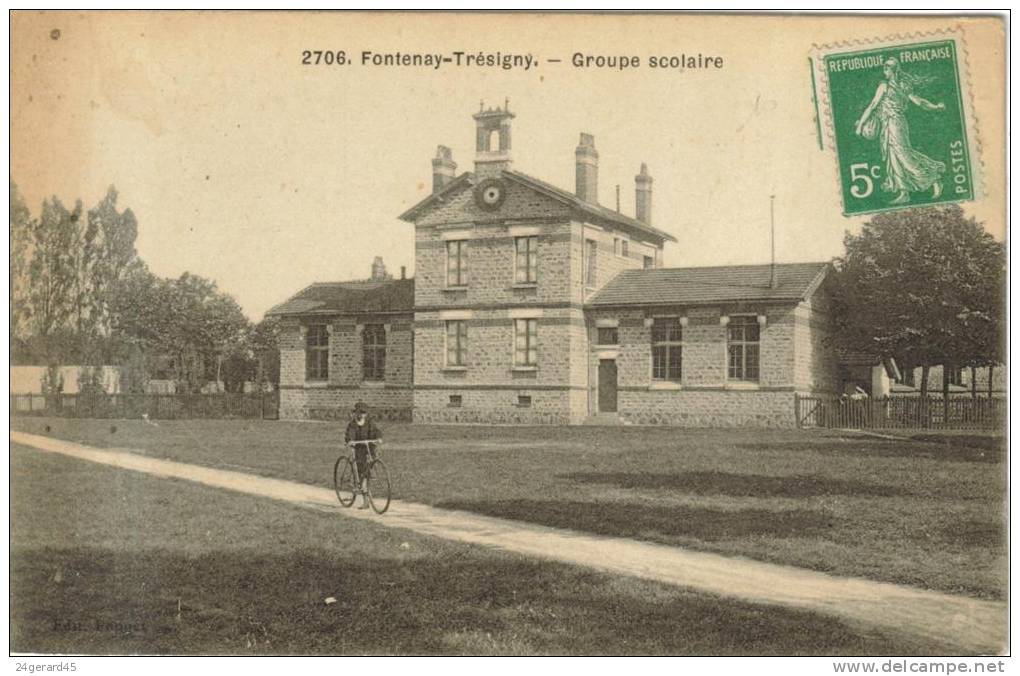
[642,261,830,273]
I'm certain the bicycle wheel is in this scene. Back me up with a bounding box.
[333,457,357,507]
[366,459,391,514]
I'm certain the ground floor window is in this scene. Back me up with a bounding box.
[727,315,760,381]
[305,324,329,381]
[514,319,538,366]
[651,317,682,381]
[362,324,386,381]
[446,320,467,366]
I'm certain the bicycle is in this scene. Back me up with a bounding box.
[333,439,391,514]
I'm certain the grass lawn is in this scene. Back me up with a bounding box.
[11,417,1007,601]
[9,444,952,655]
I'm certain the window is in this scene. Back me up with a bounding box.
[900,367,916,387]
[514,318,538,367]
[449,394,463,407]
[517,394,532,408]
[643,255,654,269]
[597,327,619,345]
[362,324,386,381]
[514,236,538,284]
[305,324,329,381]
[585,239,597,287]
[948,366,964,387]
[651,317,682,381]
[446,240,468,287]
[727,315,760,382]
[621,240,629,258]
[445,320,468,366]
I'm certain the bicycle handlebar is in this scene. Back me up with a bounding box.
[346,439,382,446]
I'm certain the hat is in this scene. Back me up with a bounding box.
[352,401,368,416]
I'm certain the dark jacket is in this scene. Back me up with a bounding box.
[344,418,382,445]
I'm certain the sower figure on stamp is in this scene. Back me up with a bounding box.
[855,57,947,204]
[345,401,382,509]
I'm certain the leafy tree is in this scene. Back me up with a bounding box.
[833,205,1005,396]
[86,186,139,336]
[27,196,82,344]
[251,316,281,389]
[107,268,251,392]
[10,180,33,340]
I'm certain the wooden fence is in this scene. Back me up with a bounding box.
[795,394,1005,430]
[10,392,279,420]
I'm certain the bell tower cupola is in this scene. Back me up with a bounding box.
[473,98,514,179]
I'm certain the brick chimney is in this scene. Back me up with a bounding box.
[473,99,514,179]
[431,145,457,194]
[635,163,653,225]
[575,133,598,204]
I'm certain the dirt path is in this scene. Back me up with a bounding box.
[11,430,1005,654]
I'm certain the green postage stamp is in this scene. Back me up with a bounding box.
[812,31,980,216]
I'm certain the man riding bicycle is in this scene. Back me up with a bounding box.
[344,401,382,509]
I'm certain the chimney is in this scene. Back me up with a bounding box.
[635,163,653,225]
[473,99,514,179]
[431,145,457,194]
[400,265,406,280]
[575,133,599,204]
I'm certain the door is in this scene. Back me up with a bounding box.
[598,359,618,413]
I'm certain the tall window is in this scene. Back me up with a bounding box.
[651,317,682,381]
[515,236,538,284]
[621,240,629,258]
[362,324,386,381]
[584,239,597,287]
[306,324,329,381]
[727,315,760,382]
[514,319,538,367]
[948,366,964,387]
[446,320,468,366]
[643,255,654,269]
[446,240,468,287]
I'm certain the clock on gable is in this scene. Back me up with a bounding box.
[473,178,507,210]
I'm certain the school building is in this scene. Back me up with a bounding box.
[268,102,840,426]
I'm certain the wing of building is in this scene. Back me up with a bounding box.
[269,103,840,426]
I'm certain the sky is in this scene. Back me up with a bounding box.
[10,12,1005,320]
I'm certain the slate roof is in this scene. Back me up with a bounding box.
[266,278,414,317]
[587,262,830,307]
[398,169,677,243]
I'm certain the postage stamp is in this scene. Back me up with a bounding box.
[812,31,980,216]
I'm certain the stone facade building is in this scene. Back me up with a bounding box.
[269,103,840,426]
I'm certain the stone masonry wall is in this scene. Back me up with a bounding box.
[278,313,414,420]
[587,303,803,426]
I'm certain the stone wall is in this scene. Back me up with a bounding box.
[281,386,413,422]
[586,303,808,426]
[277,313,414,420]
[412,387,576,424]
[617,390,797,427]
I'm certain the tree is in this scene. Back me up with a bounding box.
[10,180,33,340]
[107,267,251,392]
[86,186,139,336]
[251,316,281,390]
[27,196,82,344]
[833,205,1005,396]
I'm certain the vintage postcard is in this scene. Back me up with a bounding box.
[8,11,1007,662]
